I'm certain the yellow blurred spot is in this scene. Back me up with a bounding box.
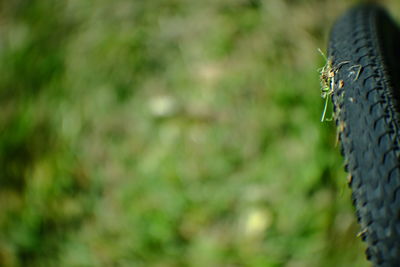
[243,208,272,238]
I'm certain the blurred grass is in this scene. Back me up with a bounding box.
[1,0,400,266]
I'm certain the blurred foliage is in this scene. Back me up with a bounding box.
[0,0,399,266]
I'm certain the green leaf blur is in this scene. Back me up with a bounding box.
[1,0,399,266]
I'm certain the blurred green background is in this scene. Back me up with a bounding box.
[1,0,399,266]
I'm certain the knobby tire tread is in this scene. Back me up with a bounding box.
[329,4,400,266]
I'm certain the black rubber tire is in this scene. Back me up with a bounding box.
[329,4,400,266]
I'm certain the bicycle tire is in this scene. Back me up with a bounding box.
[329,4,400,266]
